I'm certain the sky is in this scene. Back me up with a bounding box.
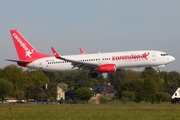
[0,0,180,72]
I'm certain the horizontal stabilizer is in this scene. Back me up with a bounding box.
[6,59,30,63]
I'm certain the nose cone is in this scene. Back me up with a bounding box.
[169,56,175,62]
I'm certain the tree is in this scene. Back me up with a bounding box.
[43,71,64,83]
[0,78,13,103]
[121,91,135,101]
[108,73,122,91]
[141,67,164,91]
[13,90,25,102]
[108,69,141,98]
[155,92,171,103]
[120,79,144,102]
[32,86,46,102]
[89,78,100,88]
[58,83,68,91]
[0,64,27,90]
[143,78,158,103]
[26,70,51,99]
[121,69,141,81]
[159,71,168,85]
[27,70,50,87]
[76,87,94,102]
[47,82,58,101]
[166,71,180,87]
[100,94,113,104]
[141,67,159,79]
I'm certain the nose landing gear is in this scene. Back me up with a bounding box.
[157,67,160,73]
[157,65,165,73]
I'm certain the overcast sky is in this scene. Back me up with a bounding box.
[0,1,179,72]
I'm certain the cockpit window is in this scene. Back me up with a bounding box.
[161,54,168,56]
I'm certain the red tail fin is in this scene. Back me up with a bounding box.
[10,30,50,60]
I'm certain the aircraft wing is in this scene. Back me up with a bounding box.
[51,47,98,70]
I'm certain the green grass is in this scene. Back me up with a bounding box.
[0,103,180,120]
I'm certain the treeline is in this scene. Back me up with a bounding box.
[0,64,180,103]
[0,65,57,102]
[108,67,180,103]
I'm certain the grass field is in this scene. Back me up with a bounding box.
[0,103,180,120]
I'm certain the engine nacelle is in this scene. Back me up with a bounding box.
[98,64,121,73]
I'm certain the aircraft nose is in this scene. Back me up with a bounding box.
[169,56,175,62]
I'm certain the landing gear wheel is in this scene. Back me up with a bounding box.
[92,73,98,78]
[88,73,93,78]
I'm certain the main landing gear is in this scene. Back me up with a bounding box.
[88,71,98,78]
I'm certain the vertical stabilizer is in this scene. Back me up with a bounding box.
[10,30,49,60]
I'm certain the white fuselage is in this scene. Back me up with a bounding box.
[26,50,175,72]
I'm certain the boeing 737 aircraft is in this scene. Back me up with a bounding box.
[7,30,175,78]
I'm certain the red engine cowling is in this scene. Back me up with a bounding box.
[98,64,121,73]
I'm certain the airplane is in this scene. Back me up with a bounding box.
[7,30,175,78]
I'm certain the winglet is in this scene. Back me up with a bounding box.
[51,47,61,59]
[79,48,86,55]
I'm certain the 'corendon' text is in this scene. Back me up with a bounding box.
[12,33,29,52]
[112,52,149,61]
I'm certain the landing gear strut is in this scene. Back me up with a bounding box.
[157,67,160,73]
[88,71,98,78]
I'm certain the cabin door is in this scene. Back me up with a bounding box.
[152,53,156,61]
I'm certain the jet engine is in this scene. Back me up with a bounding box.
[98,64,120,73]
